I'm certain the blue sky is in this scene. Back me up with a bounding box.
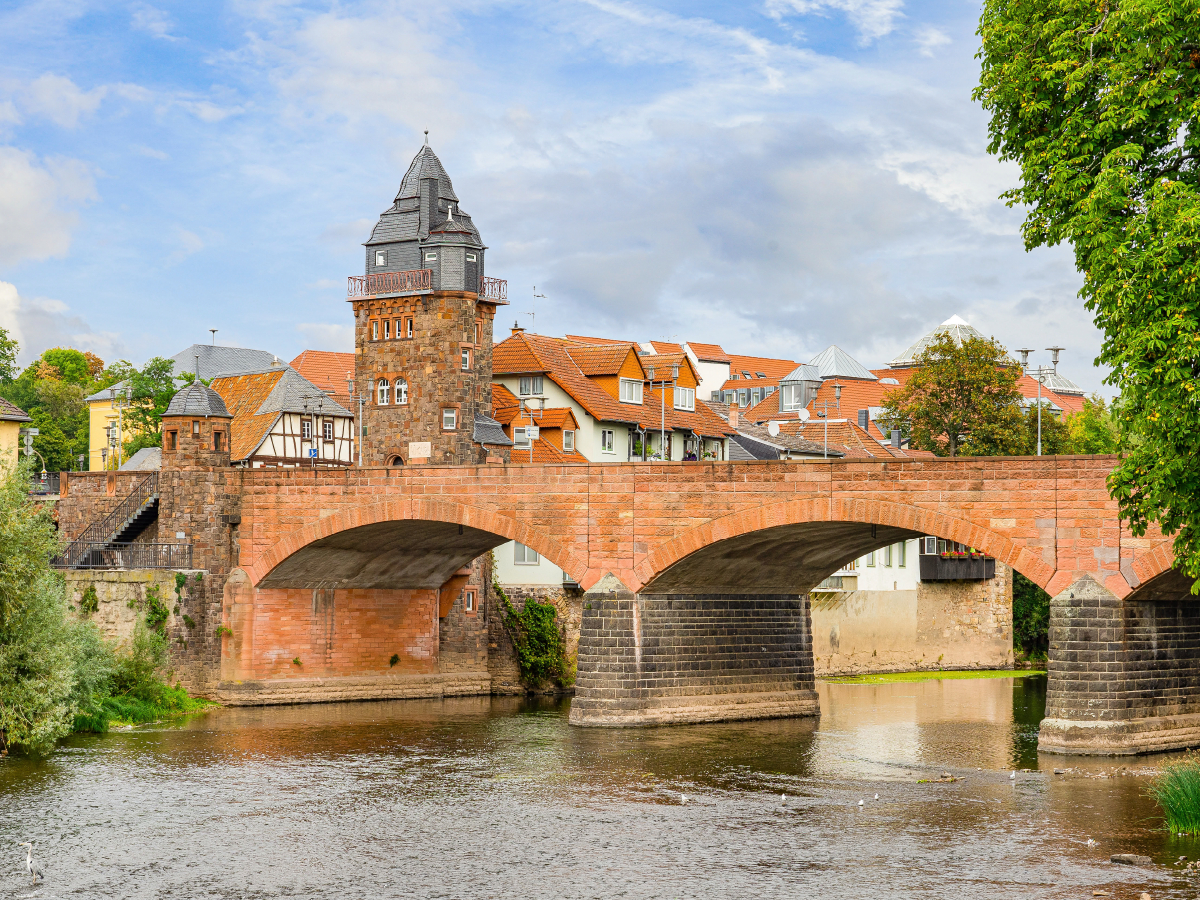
[0,0,1105,391]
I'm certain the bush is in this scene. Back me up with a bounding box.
[111,620,170,705]
[495,582,570,688]
[1012,570,1050,655]
[1149,755,1200,835]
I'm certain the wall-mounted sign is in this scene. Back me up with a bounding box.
[409,441,431,459]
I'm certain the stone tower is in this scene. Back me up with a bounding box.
[160,378,232,469]
[353,141,510,466]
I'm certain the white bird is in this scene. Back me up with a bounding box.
[680,794,688,805]
[18,842,43,885]
[858,799,864,806]
[780,793,786,804]
[874,794,879,800]
[1087,838,1097,847]
[1010,771,1017,780]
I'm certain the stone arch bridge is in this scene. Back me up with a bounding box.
[58,455,1191,755]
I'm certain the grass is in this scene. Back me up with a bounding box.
[1149,755,1200,835]
[821,669,1046,684]
[73,684,215,732]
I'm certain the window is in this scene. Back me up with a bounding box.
[474,321,480,344]
[741,371,751,379]
[165,430,177,451]
[519,375,544,396]
[384,319,391,340]
[466,252,477,262]
[463,589,476,612]
[674,387,695,411]
[394,377,408,404]
[751,388,761,405]
[601,429,615,453]
[884,545,893,567]
[192,420,200,436]
[898,541,907,567]
[755,371,766,378]
[866,551,876,567]
[322,420,334,441]
[377,379,390,405]
[514,427,530,448]
[514,542,539,565]
[425,252,437,262]
[371,320,379,341]
[461,348,471,370]
[301,419,313,440]
[213,430,224,451]
[563,430,575,452]
[393,318,402,339]
[375,249,386,267]
[619,378,643,404]
[924,536,937,555]
[739,389,750,407]
[442,408,457,430]
[780,383,806,412]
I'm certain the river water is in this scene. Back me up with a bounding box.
[1,675,1196,898]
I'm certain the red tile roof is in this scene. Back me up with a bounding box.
[289,350,355,408]
[686,342,730,363]
[564,334,637,347]
[648,340,682,354]
[563,344,634,376]
[211,370,286,461]
[0,397,31,422]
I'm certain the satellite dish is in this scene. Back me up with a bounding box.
[767,422,780,437]
[798,409,811,422]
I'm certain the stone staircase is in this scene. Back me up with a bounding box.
[58,473,159,568]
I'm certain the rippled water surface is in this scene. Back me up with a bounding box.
[2,675,1197,898]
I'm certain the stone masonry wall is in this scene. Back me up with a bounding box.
[57,471,153,542]
[487,582,584,694]
[439,554,491,674]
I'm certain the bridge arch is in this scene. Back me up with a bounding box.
[245,497,586,590]
[634,496,1055,594]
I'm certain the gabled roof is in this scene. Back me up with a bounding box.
[564,334,636,346]
[491,383,520,424]
[119,447,162,471]
[648,340,683,354]
[473,414,512,447]
[289,350,355,407]
[366,143,482,249]
[493,337,549,374]
[564,344,635,376]
[727,354,798,380]
[0,397,31,423]
[87,344,280,403]
[685,342,730,363]
[808,345,877,381]
[742,391,779,423]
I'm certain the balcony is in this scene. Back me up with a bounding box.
[918,555,996,582]
[346,270,508,301]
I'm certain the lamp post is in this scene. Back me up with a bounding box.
[518,397,542,463]
[645,363,679,461]
[108,384,132,468]
[1018,346,1065,456]
[813,383,842,459]
[346,372,369,466]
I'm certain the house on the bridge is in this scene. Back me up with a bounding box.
[289,349,356,410]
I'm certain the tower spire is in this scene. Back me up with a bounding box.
[424,129,429,145]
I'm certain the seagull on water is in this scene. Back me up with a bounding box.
[1010,771,1017,780]
[680,794,688,805]
[858,799,864,806]
[874,794,879,800]
[18,842,43,885]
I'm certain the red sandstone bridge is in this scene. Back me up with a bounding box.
[60,454,1192,755]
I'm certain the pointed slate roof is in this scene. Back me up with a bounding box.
[396,144,459,202]
[808,345,876,381]
[366,143,482,249]
[163,381,231,418]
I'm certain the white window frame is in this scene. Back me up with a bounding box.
[466,252,477,262]
[514,427,530,448]
[384,319,391,340]
[322,420,333,441]
[442,408,457,430]
[371,320,379,341]
[563,430,575,452]
[425,251,437,262]
[866,551,876,567]
[405,317,413,339]
[394,378,408,405]
[301,419,312,440]
[601,429,615,454]
[514,542,540,565]
[519,375,544,397]
[674,387,695,411]
[377,379,389,405]
[463,589,476,612]
[375,249,386,267]
[461,348,471,371]
[619,378,643,404]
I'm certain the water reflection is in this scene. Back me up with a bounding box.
[0,675,1194,899]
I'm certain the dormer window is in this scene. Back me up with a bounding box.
[563,430,575,452]
[375,249,387,267]
[674,387,695,411]
[619,378,643,404]
[425,252,437,262]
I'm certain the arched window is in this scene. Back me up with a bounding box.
[377,378,390,405]
[387,454,404,466]
[395,377,408,405]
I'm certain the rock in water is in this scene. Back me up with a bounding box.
[1110,854,1152,866]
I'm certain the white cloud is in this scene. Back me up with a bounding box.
[131,4,178,41]
[0,147,96,265]
[914,25,951,57]
[21,74,107,128]
[296,322,353,352]
[765,0,905,42]
[0,281,125,366]
[177,99,244,122]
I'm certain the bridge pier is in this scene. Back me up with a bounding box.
[1040,573,1200,755]
[569,577,819,727]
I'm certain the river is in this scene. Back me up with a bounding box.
[0,675,1195,898]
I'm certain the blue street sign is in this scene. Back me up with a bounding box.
[308,448,318,458]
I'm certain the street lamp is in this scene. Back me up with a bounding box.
[517,396,543,463]
[108,384,132,468]
[813,383,842,459]
[1018,346,1065,456]
[346,371,369,466]
[645,364,679,461]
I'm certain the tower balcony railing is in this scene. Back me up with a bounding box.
[348,269,432,298]
[479,276,507,302]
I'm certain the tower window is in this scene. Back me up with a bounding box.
[165,431,177,451]
[371,320,379,341]
[395,377,408,404]
[425,252,437,262]
[213,430,224,451]
[192,420,200,436]
[441,408,457,431]
[377,379,390,405]
[384,319,391,340]
[461,348,471,370]
[466,253,476,262]
[375,249,386,267]
[463,589,476,612]
[393,318,401,339]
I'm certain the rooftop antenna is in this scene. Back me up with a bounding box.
[209,328,218,345]
[528,286,546,334]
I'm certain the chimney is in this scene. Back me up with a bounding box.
[511,321,525,336]
[729,401,739,428]
[891,429,902,449]
[857,409,869,430]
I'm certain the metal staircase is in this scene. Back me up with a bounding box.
[58,473,160,569]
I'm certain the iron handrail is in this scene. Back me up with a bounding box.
[60,472,158,567]
[55,542,192,570]
[347,269,432,297]
[479,276,507,301]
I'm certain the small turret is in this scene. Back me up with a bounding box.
[161,372,232,469]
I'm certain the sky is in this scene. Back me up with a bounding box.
[0,0,1107,392]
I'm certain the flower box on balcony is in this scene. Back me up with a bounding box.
[920,555,996,582]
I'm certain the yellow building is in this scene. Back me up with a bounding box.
[0,397,33,470]
[86,390,138,470]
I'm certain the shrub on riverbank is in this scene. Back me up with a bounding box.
[493,580,572,689]
[1149,755,1200,835]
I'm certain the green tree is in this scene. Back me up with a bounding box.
[1065,394,1121,454]
[0,327,16,382]
[880,333,1025,457]
[121,357,183,456]
[1022,402,1074,455]
[1012,570,1051,656]
[976,0,1200,588]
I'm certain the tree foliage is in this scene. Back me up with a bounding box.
[1012,569,1051,655]
[880,333,1025,456]
[976,0,1200,587]
[0,327,16,382]
[1067,394,1122,453]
